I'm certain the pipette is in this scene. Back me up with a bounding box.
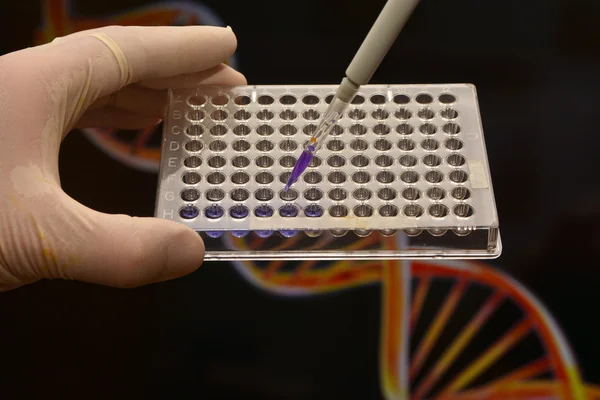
[285,0,421,191]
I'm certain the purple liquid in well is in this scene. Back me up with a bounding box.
[279,230,298,238]
[205,205,224,219]
[279,204,299,217]
[304,204,324,217]
[255,230,273,238]
[254,205,274,217]
[206,231,224,238]
[180,205,199,219]
[231,230,249,238]
[230,205,249,219]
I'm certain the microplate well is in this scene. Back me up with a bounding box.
[155,84,501,260]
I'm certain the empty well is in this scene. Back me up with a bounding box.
[156,84,501,260]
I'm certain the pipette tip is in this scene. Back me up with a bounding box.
[284,146,314,191]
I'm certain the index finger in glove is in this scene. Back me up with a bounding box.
[43,25,239,98]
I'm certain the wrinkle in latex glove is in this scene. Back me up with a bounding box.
[0,25,246,291]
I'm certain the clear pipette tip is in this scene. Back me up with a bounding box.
[284,144,315,191]
[284,98,348,191]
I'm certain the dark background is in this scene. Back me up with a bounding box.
[0,0,599,398]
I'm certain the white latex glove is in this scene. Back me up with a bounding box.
[0,25,246,291]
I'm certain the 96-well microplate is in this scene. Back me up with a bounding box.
[155,84,501,260]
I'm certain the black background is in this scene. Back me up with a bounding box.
[0,0,599,398]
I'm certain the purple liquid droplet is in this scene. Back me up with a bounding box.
[230,205,249,219]
[255,205,274,217]
[180,205,199,219]
[279,204,299,217]
[279,230,298,238]
[304,204,324,217]
[231,230,249,238]
[255,230,273,238]
[205,205,224,219]
[206,231,224,238]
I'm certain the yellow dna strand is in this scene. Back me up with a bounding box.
[228,233,600,399]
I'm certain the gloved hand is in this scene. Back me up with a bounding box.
[0,25,245,291]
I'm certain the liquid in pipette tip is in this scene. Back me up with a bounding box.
[284,103,346,191]
[284,143,315,191]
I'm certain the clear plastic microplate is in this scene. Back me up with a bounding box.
[154,84,501,260]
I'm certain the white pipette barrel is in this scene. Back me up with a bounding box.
[285,0,421,190]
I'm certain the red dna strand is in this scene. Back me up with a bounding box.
[229,233,600,399]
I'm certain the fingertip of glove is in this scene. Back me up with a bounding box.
[230,67,247,85]
[183,24,238,57]
[161,222,205,282]
[188,24,236,38]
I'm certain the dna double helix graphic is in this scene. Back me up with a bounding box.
[37,1,600,398]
